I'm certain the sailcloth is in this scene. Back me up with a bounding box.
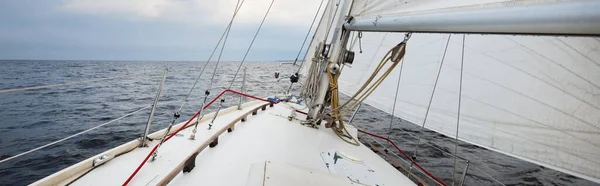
[302,0,600,183]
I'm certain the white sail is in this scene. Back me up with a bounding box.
[350,0,556,18]
[298,0,600,183]
[300,0,336,76]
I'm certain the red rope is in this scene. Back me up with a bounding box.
[358,129,448,186]
[122,89,274,185]
[293,108,446,185]
[295,110,307,115]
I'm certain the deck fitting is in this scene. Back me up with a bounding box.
[269,103,274,107]
[209,137,219,148]
[241,117,246,122]
[227,127,233,133]
[261,105,266,110]
[183,152,199,173]
[252,110,257,115]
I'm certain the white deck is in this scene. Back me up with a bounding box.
[35,101,415,186]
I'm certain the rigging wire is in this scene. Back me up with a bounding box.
[0,105,151,165]
[452,34,466,186]
[387,57,405,140]
[177,0,245,113]
[150,0,245,163]
[411,34,452,167]
[292,0,326,67]
[286,0,326,93]
[473,166,507,186]
[327,34,410,146]
[190,0,244,136]
[329,33,410,116]
[209,0,243,90]
[299,0,341,103]
[227,0,276,90]
[123,89,274,186]
[324,0,341,44]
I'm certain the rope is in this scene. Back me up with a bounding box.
[358,129,448,186]
[330,35,409,116]
[322,34,409,146]
[298,0,335,100]
[227,0,275,90]
[0,105,151,165]
[122,90,274,185]
[327,65,360,146]
[0,72,143,94]
[452,34,466,186]
[360,130,435,185]
[412,34,451,166]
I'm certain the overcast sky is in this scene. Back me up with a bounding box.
[0,0,325,61]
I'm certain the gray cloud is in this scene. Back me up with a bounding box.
[0,0,323,61]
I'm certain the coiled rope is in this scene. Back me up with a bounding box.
[330,34,410,115]
[326,33,410,146]
[300,0,342,102]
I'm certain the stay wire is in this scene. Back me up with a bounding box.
[387,57,405,140]
[292,0,326,67]
[411,34,452,166]
[324,0,341,44]
[209,0,244,91]
[0,105,150,165]
[227,0,275,90]
[177,0,245,113]
[286,0,326,93]
[452,34,466,186]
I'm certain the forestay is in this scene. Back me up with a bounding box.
[302,0,600,183]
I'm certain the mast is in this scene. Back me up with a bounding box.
[307,0,353,121]
[344,1,600,36]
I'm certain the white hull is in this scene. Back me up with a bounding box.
[32,100,416,186]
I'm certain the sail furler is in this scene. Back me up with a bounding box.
[300,0,600,183]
